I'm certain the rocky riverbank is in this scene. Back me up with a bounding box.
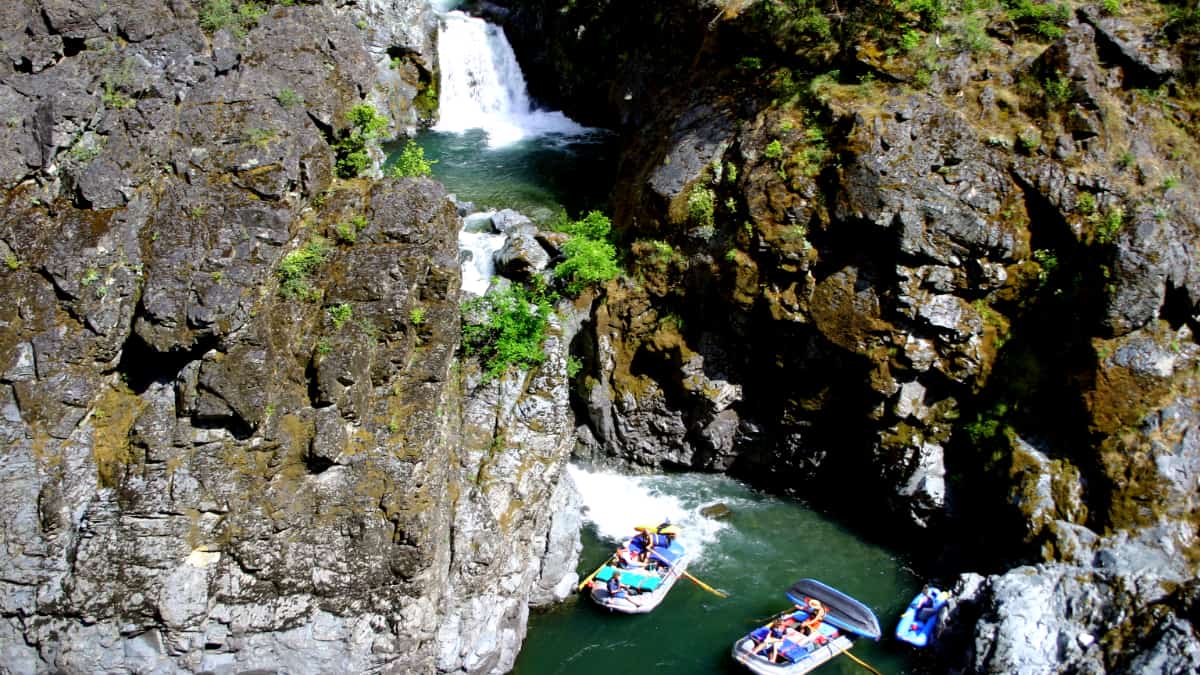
[0,1,579,672]
[492,0,1200,670]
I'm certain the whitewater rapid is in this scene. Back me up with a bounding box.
[567,464,729,558]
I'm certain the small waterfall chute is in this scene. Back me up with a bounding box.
[435,11,589,148]
[458,211,505,296]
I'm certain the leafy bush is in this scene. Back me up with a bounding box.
[327,303,352,329]
[334,215,367,244]
[461,284,553,378]
[1003,0,1070,40]
[389,139,436,178]
[277,237,330,300]
[334,104,389,178]
[550,210,621,295]
[557,237,620,294]
[764,139,784,160]
[687,185,715,229]
[276,88,302,108]
[199,0,266,37]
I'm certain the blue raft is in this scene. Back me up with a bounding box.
[895,586,948,647]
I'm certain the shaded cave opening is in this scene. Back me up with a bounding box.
[115,329,217,396]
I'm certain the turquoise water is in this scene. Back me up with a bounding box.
[514,468,928,675]
[384,130,616,221]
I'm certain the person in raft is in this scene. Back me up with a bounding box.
[615,543,645,569]
[606,570,634,599]
[914,585,940,623]
[750,619,790,663]
[799,598,826,631]
[636,519,676,565]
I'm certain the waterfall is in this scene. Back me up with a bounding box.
[434,11,588,148]
[567,465,728,558]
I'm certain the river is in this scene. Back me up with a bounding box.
[512,467,926,675]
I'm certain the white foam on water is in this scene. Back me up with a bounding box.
[435,11,590,148]
[458,213,505,296]
[567,464,728,558]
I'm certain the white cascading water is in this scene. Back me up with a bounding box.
[567,464,728,558]
[434,11,588,148]
[458,212,505,296]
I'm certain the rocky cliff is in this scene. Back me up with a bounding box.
[494,0,1200,670]
[0,1,579,672]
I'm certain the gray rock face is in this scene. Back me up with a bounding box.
[440,304,583,674]
[943,528,1199,675]
[0,2,583,673]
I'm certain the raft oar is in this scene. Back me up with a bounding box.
[843,648,883,675]
[681,570,730,598]
[649,548,729,598]
[577,554,616,592]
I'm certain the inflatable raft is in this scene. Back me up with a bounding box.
[587,536,688,614]
[895,586,948,648]
[731,579,881,675]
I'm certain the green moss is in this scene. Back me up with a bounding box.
[91,385,146,488]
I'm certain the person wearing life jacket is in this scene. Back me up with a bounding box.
[615,543,644,569]
[914,585,941,623]
[800,598,826,631]
[750,619,789,663]
[606,571,631,599]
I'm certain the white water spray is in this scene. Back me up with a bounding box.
[458,212,505,296]
[567,464,728,558]
[434,11,588,148]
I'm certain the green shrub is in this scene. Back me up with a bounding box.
[552,211,620,295]
[897,0,947,29]
[277,237,330,300]
[276,88,302,108]
[199,0,266,37]
[567,356,583,378]
[957,15,991,53]
[556,210,612,240]
[334,215,367,244]
[1003,0,1070,40]
[687,185,715,229]
[461,283,553,378]
[1033,249,1058,284]
[389,139,436,178]
[328,302,352,329]
[900,29,924,52]
[1095,208,1124,245]
[556,237,620,294]
[764,139,784,160]
[1043,74,1072,108]
[737,56,764,71]
[334,104,389,178]
[410,306,426,326]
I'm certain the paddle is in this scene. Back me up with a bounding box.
[648,548,729,598]
[577,554,616,592]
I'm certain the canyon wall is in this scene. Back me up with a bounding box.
[0,1,578,672]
